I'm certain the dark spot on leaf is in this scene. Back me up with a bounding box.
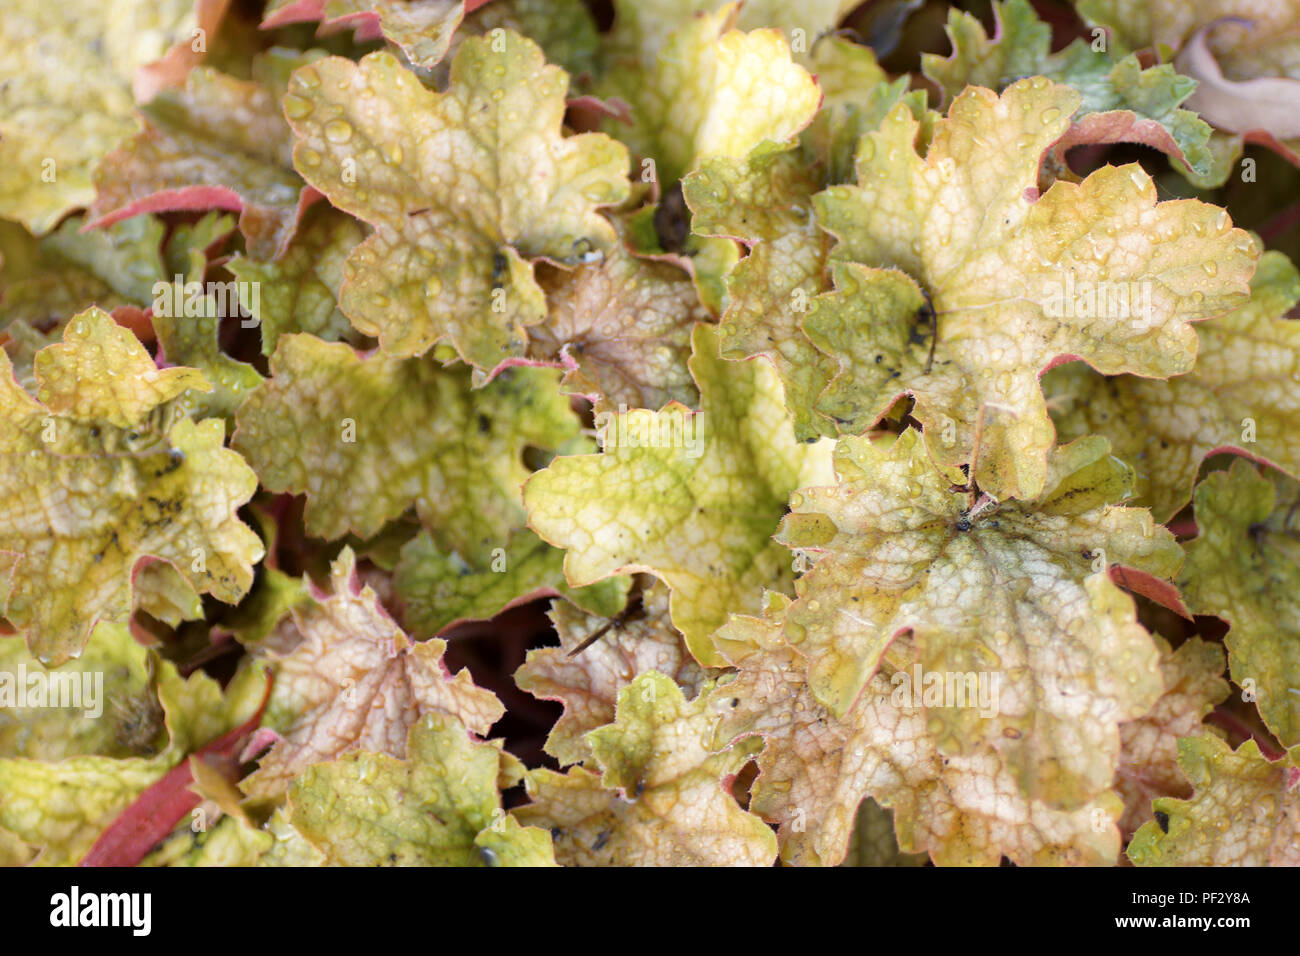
[1154,810,1170,833]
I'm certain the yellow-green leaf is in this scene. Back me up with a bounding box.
[283,35,629,370]
[1045,246,1300,521]
[777,429,1180,806]
[288,711,556,866]
[1128,736,1300,866]
[813,80,1256,500]
[0,307,263,664]
[524,322,834,666]
[516,672,777,865]
[233,334,578,563]
[1179,460,1300,747]
[514,584,710,766]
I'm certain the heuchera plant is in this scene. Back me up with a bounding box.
[0,0,1297,867]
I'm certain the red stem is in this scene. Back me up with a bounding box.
[79,673,274,867]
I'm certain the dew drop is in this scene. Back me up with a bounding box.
[1201,261,1218,277]
[324,120,353,144]
[295,66,321,89]
[1040,107,1062,125]
[283,94,313,119]
[491,88,505,101]
[858,138,877,162]
[383,143,403,165]
[424,276,442,298]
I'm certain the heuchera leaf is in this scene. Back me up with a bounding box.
[684,38,924,442]
[257,808,327,866]
[1128,736,1300,866]
[921,0,1220,181]
[0,307,263,664]
[153,309,262,427]
[288,711,556,866]
[79,669,272,867]
[282,34,629,372]
[1115,636,1229,836]
[605,0,858,72]
[393,527,630,638]
[457,0,600,81]
[1078,0,1299,68]
[89,51,325,262]
[838,799,928,867]
[0,623,159,761]
[0,216,166,329]
[530,219,707,412]
[226,204,366,356]
[233,334,577,563]
[242,548,503,799]
[1178,460,1300,748]
[524,323,834,667]
[0,0,224,234]
[1045,246,1300,521]
[141,814,274,867]
[812,78,1256,500]
[1079,1,1300,181]
[777,429,1181,807]
[262,0,467,70]
[514,584,710,766]
[150,210,260,424]
[0,646,267,864]
[133,561,205,627]
[515,671,777,865]
[711,592,1127,866]
[600,3,822,188]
